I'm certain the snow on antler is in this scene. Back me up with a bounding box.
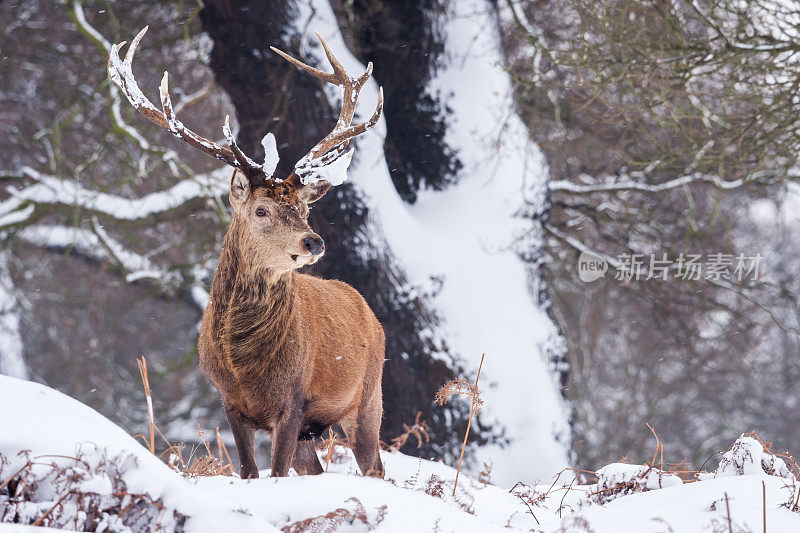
[109,27,272,182]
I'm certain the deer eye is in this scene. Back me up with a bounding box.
[255,207,268,218]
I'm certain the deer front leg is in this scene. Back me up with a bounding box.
[270,408,303,477]
[226,408,259,479]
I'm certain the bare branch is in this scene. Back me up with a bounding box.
[16,224,209,310]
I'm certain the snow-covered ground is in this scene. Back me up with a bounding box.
[3,376,800,532]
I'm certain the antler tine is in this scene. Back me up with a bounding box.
[123,25,148,67]
[271,33,384,172]
[109,27,267,179]
[270,47,338,85]
[313,86,384,158]
[222,115,262,171]
[314,32,349,82]
[108,28,168,130]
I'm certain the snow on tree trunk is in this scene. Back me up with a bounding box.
[0,251,28,380]
[297,0,570,485]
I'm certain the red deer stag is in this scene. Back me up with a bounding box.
[108,28,386,479]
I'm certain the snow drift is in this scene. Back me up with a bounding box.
[3,376,800,532]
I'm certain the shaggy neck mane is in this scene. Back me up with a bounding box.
[210,217,295,377]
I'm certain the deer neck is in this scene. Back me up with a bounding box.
[210,221,296,373]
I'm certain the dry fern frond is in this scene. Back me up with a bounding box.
[434,353,486,496]
[134,357,234,478]
[435,378,484,412]
[0,449,184,530]
[383,412,430,452]
[478,461,493,485]
[280,497,386,532]
[315,430,350,470]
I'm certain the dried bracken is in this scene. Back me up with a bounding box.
[587,463,683,505]
[435,353,485,496]
[508,466,594,523]
[697,434,796,482]
[509,482,545,524]
[478,461,493,485]
[394,465,475,514]
[135,357,235,478]
[434,378,484,412]
[314,432,352,471]
[745,432,800,479]
[783,482,800,514]
[0,449,185,531]
[280,497,386,533]
[314,429,351,472]
[382,412,430,452]
[423,474,446,499]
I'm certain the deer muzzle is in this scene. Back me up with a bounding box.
[303,236,325,256]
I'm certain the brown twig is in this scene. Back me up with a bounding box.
[513,491,540,525]
[587,482,634,497]
[724,492,733,533]
[646,423,663,470]
[197,424,213,456]
[325,427,337,473]
[33,454,92,470]
[136,356,155,454]
[216,427,234,472]
[792,481,800,512]
[0,461,31,493]
[763,480,767,533]
[32,489,75,526]
[558,476,578,518]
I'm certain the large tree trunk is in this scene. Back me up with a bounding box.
[0,251,27,380]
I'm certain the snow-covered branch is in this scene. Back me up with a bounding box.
[16,224,209,311]
[0,3,224,319]
[687,0,798,53]
[545,223,800,335]
[71,1,194,176]
[0,166,230,229]
[543,223,622,270]
[548,170,778,195]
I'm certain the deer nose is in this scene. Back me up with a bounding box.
[303,236,325,256]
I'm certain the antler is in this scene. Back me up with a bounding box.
[108,27,273,182]
[270,33,384,181]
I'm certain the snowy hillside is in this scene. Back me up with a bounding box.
[3,376,800,532]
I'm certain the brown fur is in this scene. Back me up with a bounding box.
[199,170,385,479]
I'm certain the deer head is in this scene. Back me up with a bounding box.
[108,27,383,272]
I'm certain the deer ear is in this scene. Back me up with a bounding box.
[229,169,251,209]
[297,181,332,204]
